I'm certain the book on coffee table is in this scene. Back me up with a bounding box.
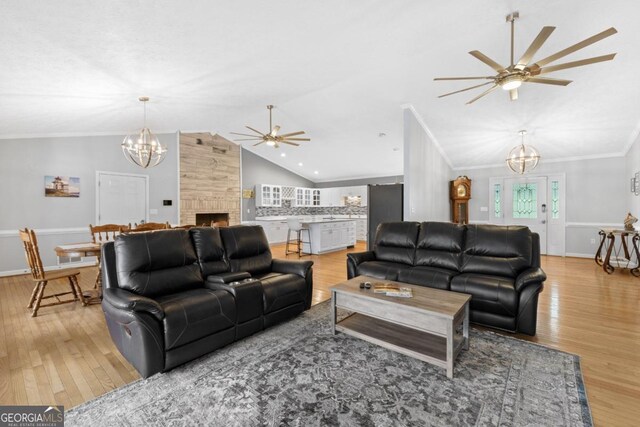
[373,283,413,298]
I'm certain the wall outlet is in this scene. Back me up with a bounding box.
[590,238,596,244]
[480,206,488,212]
[149,208,158,215]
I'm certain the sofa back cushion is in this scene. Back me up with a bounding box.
[189,227,229,276]
[461,225,532,278]
[115,229,203,297]
[373,222,420,265]
[415,222,465,271]
[220,225,272,275]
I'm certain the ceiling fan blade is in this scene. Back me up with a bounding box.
[434,76,495,81]
[253,141,265,146]
[234,138,264,141]
[509,88,518,101]
[230,132,264,138]
[526,77,572,86]
[469,51,507,73]
[245,126,266,136]
[532,27,617,68]
[515,26,556,69]
[465,84,499,104]
[282,138,310,142]
[270,125,281,137]
[281,141,300,146]
[438,81,494,98]
[536,53,616,75]
[278,131,306,138]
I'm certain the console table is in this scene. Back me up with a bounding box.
[594,228,640,276]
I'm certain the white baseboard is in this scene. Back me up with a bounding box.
[0,261,97,278]
[565,252,594,259]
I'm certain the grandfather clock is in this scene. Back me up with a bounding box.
[450,176,471,224]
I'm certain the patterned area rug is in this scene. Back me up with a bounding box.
[68,302,592,426]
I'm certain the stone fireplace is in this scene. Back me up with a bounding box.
[195,212,229,227]
[179,132,240,226]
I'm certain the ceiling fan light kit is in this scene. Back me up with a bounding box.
[506,130,540,175]
[231,105,310,149]
[434,11,617,104]
[121,97,167,169]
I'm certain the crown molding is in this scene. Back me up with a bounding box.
[400,103,453,169]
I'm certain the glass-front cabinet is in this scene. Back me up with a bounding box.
[256,184,282,207]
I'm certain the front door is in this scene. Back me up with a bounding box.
[503,177,548,254]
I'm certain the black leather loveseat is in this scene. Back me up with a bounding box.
[101,225,313,378]
[347,222,546,335]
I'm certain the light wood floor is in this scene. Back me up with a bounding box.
[0,242,638,426]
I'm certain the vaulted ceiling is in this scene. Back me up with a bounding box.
[1,1,638,180]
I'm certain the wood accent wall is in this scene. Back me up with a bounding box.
[179,132,241,225]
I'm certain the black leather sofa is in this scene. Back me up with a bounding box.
[347,222,546,335]
[101,225,313,378]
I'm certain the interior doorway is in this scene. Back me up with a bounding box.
[96,171,149,226]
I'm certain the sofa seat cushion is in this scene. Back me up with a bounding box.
[356,261,412,281]
[157,289,236,350]
[255,272,306,314]
[397,266,457,290]
[450,273,517,317]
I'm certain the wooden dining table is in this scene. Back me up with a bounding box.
[54,242,103,304]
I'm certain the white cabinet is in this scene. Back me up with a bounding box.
[320,188,343,207]
[256,184,282,207]
[294,187,322,207]
[356,218,367,241]
[255,220,289,244]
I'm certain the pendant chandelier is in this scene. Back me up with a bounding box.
[506,130,540,174]
[121,97,167,168]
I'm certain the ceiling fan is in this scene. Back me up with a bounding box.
[434,12,617,104]
[231,105,310,148]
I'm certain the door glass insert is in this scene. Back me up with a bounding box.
[494,184,501,218]
[551,181,559,219]
[512,183,537,219]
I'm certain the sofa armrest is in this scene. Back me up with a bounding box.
[272,259,314,278]
[347,251,376,266]
[515,267,547,292]
[346,251,376,279]
[205,271,251,284]
[102,288,165,321]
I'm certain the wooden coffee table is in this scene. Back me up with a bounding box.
[330,275,471,378]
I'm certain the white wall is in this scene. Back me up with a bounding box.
[0,133,179,274]
[455,156,627,256]
[626,136,640,217]
[403,106,452,222]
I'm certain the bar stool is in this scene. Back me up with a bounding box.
[285,218,311,257]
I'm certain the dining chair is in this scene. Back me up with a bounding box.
[131,222,171,232]
[89,223,130,243]
[19,228,86,317]
[172,224,196,230]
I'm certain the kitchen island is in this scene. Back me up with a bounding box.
[300,219,356,254]
[250,216,357,253]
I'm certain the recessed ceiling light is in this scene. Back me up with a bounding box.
[281,152,286,157]
[298,162,303,166]
[314,171,319,175]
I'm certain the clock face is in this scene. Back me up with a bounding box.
[456,184,467,197]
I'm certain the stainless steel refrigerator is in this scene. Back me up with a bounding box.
[367,184,404,251]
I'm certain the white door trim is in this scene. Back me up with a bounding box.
[95,171,149,225]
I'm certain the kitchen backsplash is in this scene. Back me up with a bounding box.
[256,200,367,217]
